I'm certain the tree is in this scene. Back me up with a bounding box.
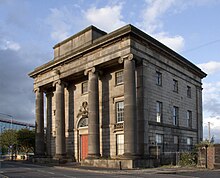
[17,128,35,157]
[0,129,17,160]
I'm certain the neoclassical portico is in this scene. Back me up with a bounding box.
[34,54,138,160]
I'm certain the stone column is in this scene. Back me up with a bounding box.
[85,67,100,158]
[53,80,66,158]
[67,84,75,160]
[120,54,137,158]
[46,92,53,157]
[35,87,45,157]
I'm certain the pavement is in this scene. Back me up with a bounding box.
[1,159,210,175]
[53,162,208,175]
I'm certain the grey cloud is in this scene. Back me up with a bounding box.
[204,97,220,116]
[0,49,38,124]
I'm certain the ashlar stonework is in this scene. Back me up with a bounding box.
[29,25,206,168]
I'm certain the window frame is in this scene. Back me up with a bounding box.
[116,134,124,155]
[173,79,178,93]
[186,110,192,128]
[116,101,124,123]
[156,101,163,123]
[174,136,179,145]
[81,81,88,94]
[115,70,124,86]
[173,106,179,126]
[156,71,162,86]
[187,86,191,98]
[187,137,192,145]
[156,134,163,144]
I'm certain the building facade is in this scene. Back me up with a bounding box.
[29,25,206,168]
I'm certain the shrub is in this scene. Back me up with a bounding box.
[179,152,197,167]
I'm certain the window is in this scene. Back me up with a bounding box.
[156,72,162,86]
[156,134,163,144]
[115,71,124,85]
[186,110,192,128]
[82,81,88,94]
[173,79,178,92]
[173,106,179,126]
[116,134,124,155]
[174,136,179,151]
[187,137,193,150]
[187,137,192,145]
[174,136,179,144]
[116,101,124,123]
[156,101,162,123]
[187,86,191,98]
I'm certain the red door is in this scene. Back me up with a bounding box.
[81,134,88,160]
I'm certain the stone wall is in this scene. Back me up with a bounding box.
[198,144,220,169]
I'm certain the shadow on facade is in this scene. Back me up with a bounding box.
[101,73,111,157]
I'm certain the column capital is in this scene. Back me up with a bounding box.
[34,87,43,93]
[118,53,134,64]
[53,80,68,87]
[84,67,96,76]
[53,80,62,87]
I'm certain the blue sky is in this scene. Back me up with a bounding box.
[0,0,220,142]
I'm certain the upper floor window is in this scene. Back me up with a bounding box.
[82,81,88,94]
[115,71,124,85]
[173,106,179,126]
[187,86,191,98]
[186,110,192,128]
[156,71,162,86]
[116,101,124,123]
[173,79,178,92]
[156,101,162,123]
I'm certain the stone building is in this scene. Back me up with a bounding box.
[29,25,206,168]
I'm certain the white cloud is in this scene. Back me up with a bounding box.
[45,4,126,42]
[0,39,20,51]
[153,32,185,52]
[84,4,126,32]
[137,0,184,52]
[202,81,220,118]
[141,0,175,34]
[45,7,72,42]
[198,61,220,75]
[203,116,220,143]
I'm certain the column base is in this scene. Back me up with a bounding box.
[55,153,67,159]
[86,154,101,159]
[34,154,46,158]
[122,152,140,160]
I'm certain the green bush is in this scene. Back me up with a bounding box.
[179,152,197,167]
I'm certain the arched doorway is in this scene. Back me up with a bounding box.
[78,117,88,161]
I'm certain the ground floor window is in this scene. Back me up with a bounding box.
[116,134,124,155]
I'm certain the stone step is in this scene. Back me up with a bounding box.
[214,163,220,169]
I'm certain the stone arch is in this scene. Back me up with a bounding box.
[78,117,88,128]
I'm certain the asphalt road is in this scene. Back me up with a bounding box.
[0,160,220,178]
